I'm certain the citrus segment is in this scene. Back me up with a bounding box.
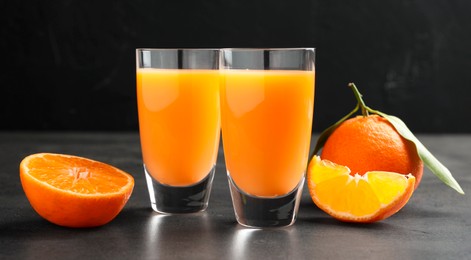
[20,153,134,228]
[307,156,415,223]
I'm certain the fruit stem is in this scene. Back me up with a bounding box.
[348,83,369,117]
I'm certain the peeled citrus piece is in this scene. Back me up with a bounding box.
[20,153,134,228]
[307,156,415,223]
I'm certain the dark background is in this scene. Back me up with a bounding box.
[1,0,470,133]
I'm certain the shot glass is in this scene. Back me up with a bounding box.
[136,49,220,214]
[220,48,315,227]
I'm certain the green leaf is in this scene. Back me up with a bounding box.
[311,103,359,157]
[372,110,464,195]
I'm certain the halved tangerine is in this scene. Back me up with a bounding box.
[20,153,134,228]
[307,156,415,223]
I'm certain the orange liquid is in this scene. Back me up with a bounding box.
[220,70,315,197]
[137,69,220,186]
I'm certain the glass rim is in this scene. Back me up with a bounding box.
[136,48,314,51]
[136,48,220,51]
[220,47,315,51]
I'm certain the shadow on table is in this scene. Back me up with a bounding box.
[0,206,162,258]
[0,206,152,239]
[299,215,393,229]
[298,198,398,230]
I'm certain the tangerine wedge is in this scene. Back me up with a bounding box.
[307,156,415,223]
[20,153,134,228]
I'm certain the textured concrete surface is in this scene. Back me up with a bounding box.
[1,132,470,259]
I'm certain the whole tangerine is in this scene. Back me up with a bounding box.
[320,114,423,189]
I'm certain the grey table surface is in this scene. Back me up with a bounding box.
[0,132,470,260]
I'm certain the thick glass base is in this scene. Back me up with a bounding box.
[144,165,215,214]
[227,174,304,228]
